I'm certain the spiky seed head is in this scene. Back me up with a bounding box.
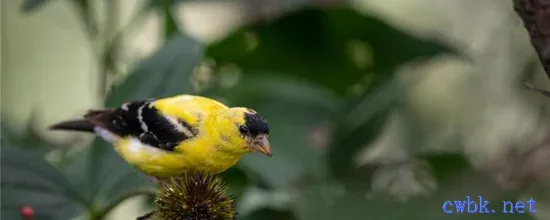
[154,172,237,220]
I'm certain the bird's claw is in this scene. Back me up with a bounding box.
[147,176,160,184]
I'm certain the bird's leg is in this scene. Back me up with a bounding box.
[147,176,160,184]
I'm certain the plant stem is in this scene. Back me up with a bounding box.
[99,0,154,98]
[98,0,119,98]
[71,0,99,42]
[513,0,550,82]
[513,0,550,96]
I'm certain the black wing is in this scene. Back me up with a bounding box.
[52,99,197,151]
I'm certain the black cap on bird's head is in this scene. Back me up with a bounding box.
[242,112,269,136]
[238,110,272,157]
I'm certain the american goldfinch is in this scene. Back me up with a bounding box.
[50,95,272,177]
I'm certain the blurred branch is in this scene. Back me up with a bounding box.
[98,0,120,97]
[21,0,49,12]
[513,0,550,96]
[70,0,99,40]
[488,130,550,190]
[525,82,550,96]
[104,0,155,74]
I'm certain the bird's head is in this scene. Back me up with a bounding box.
[213,107,272,157]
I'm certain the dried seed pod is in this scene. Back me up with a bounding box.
[153,172,237,220]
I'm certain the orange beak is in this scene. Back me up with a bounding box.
[252,134,273,157]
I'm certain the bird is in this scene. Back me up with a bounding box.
[49,94,272,179]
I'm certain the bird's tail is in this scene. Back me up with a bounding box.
[49,119,95,133]
[49,109,113,133]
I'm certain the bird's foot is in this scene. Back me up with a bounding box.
[147,176,160,184]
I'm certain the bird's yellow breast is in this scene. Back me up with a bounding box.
[113,136,246,177]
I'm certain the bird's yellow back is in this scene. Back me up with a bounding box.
[152,95,229,127]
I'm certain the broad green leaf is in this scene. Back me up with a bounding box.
[64,34,204,214]
[106,34,203,106]
[63,139,153,209]
[422,152,472,180]
[20,0,49,12]
[296,154,534,220]
[327,73,399,179]
[220,166,252,199]
[0,120,57,155]
[206,4,454,184]
[1,147,84,220]
[206,73,345,188]
[162,10,181,39]
[207,5,454,95]
[236,186,295,217]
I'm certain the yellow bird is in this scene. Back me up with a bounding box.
[50,95,272,178]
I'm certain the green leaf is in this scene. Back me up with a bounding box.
[236,186,295,217]
[220,167,252,199]
[0,120,57,155]
[207,5,454,95]
[239,208,297,220]
[63,33,204,216]
[327,73,400,179]
[422,152,472,180]
[64,139,153,210]
[161,5,181,39]
[206,73,345,188]
[162,11,181,39]
[1,147,84,220]
[296,154,534,220]
[20,0,49,12]
[106,34,203,106]
[206,4,453,184]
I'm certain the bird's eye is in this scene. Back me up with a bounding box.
[239,125,249,134]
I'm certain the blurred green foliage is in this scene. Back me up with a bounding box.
[2,0,537,220]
